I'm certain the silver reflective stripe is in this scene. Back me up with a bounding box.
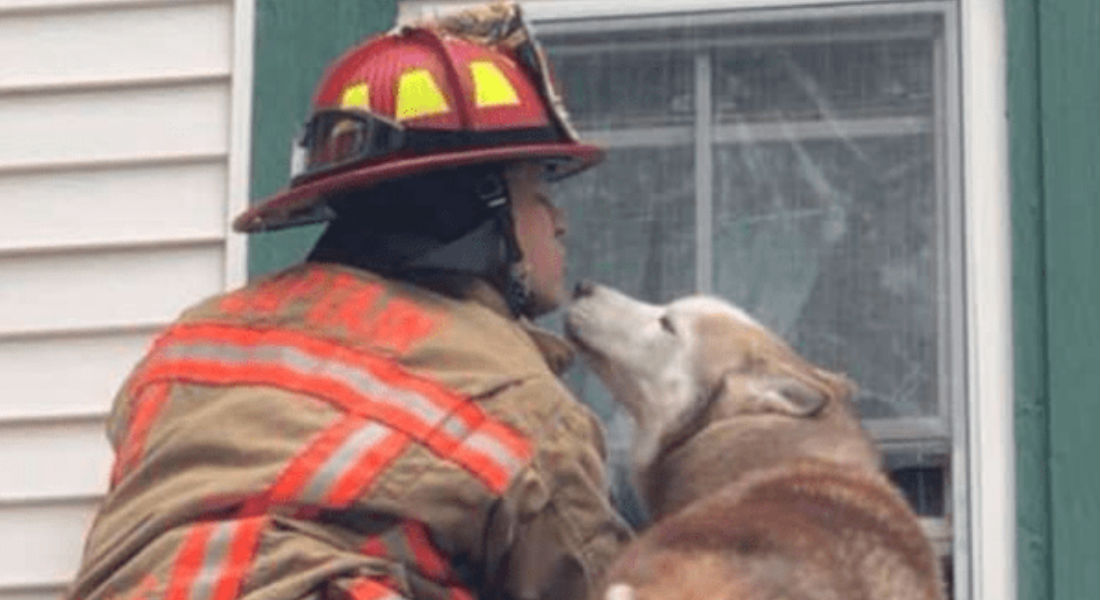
[159,342,448,428]
[299,421,391,504]
[462,430,525,479]
[439,413,471,440]
[189,521,235,600]
[159,336,526,489]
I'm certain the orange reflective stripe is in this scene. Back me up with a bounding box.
[126,575,159,600]
[347,579,405,600]
[210,516,265,600]
[248,417,410,510]
[358,521,475,598]
[360,534,388,558]
[167,518,267,600]
[111,382,172,486]
[267,416,362,504]
[400,521,450,582]
[165,523,214,600]
[448,446,511,498]
[447,586,476,600]
[464,416,531,465]
[283,417,411,507]
[139,357,438,440]
[135,323,532,493]
[326,428,409,506]
[217,291,249,315]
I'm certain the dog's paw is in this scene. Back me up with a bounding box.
[605,583,635,600]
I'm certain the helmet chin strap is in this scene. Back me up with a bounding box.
[398,172,533,317]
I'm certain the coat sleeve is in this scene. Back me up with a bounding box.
[480,384,634,600]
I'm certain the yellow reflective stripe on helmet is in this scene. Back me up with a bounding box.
[395,69,450,120]
[469,61,520,108]
[341,83,370,110]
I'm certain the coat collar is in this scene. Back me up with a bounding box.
[454,278,576,376]
[388,270,577,375]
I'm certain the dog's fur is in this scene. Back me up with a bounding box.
[565,283,944,600]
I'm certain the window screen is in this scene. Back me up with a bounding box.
[537,5,964,597]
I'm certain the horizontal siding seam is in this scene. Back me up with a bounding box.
[0,234,226,259]
[0,493,104,508]
[0,0,222,18]
[0,152,227,176]
[0,412,108,427]
[0,581,70,594]
[0,322,168,343]
[0,72,230,97]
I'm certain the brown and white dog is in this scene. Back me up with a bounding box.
[565,282,944,600]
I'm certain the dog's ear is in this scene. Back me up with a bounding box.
[717,373,828,418]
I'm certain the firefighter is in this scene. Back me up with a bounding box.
[68,4,631,600]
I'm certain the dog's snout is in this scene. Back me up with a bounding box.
[573,279,597,299]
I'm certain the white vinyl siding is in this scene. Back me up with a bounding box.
[0,0,252,597]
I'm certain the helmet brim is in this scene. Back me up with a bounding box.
[233,142,604,233]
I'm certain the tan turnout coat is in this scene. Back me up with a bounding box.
[68,262,631,600]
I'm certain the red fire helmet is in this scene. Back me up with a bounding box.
[234,8,602,233]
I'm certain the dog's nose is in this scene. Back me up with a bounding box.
[573,279,596,299]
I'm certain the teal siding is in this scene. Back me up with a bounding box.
[1009,0,1100,598]
[1037,0,1100,597]
[248,0,397,278]
[1006,1,1051,597]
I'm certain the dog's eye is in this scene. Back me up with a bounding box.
[659,314,677,335]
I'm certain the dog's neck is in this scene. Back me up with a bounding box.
[653,391,722,469]
[625,385,722,491]
[630,392,727,517]
[635,403,881,519]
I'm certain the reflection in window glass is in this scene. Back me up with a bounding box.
[713,135,938,419]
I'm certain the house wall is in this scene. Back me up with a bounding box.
[0,1,251,597]
[1007,0,1100,598]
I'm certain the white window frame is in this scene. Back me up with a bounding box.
[405,2,1015,599]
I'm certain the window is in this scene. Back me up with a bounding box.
[409,0,1014,597]
[531,2,967,596]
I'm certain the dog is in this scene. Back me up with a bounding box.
[565,281,944,600]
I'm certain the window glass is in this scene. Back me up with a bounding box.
[713,135,938,420]
[554,49,694,129]
[712,29,936,121]
[557,146,696,304]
